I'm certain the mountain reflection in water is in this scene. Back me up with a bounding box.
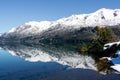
[0,44,96,69]
[0,43,120,80]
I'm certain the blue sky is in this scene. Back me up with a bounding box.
[0,0,120,33]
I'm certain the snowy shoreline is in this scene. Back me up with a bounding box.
[108,50,120,72]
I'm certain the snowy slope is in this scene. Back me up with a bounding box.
[57,8,120,27]
[3,21,53,38]
[2,8,120,38]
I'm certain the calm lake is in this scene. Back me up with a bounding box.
[0,43,120,80]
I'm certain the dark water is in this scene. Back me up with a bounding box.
[0,44,120,80]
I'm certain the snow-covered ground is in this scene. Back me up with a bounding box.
[108,50,120,72]
[111,65,120,72]
[103,42,120,73]
[103,41,120,50]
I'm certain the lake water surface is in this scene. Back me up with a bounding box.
[0,44,120,80]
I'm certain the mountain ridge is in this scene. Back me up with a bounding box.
[1,8,120,44]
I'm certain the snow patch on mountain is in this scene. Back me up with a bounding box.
[24,21,52,32]
[8,28,16,33]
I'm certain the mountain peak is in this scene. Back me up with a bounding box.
[95,8,120,15]
[95,8,120,12]
[96,8,113,11]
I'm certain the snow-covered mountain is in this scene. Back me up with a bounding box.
[2,8,120,38]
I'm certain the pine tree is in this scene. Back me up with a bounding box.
[88,26,119,53]
[96,26,118,44]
